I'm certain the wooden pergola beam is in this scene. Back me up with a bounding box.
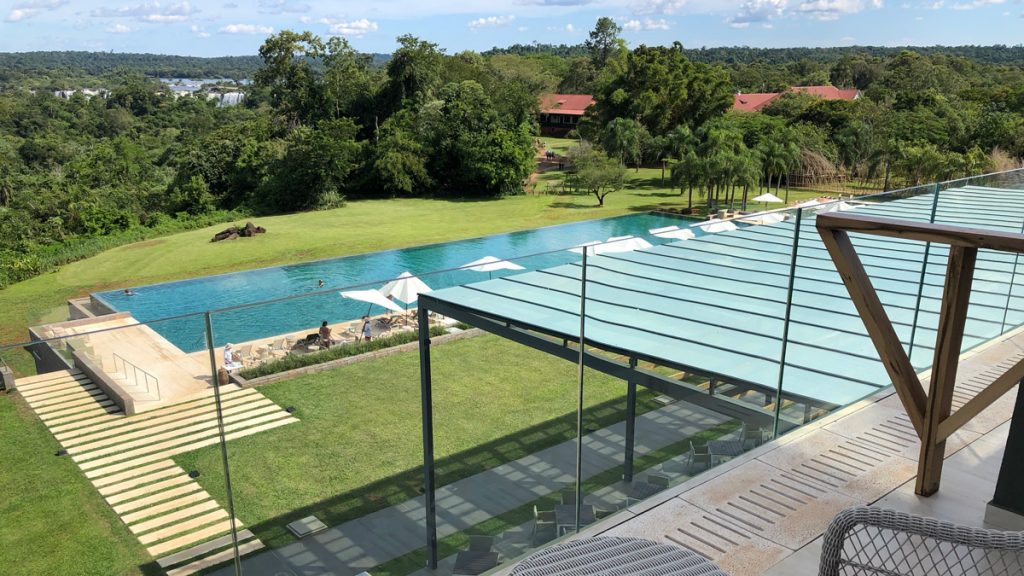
[816,212,1024,497]
[818,227,927,436]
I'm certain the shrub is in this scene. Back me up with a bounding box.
[237,325,448,380]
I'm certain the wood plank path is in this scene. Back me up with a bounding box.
[14,368,299,576]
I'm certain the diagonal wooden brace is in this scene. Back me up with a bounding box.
[818,227,927,436]
[817,212,1024,497]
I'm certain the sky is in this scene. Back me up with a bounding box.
[1,0,1022,57]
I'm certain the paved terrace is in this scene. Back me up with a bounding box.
[36,315,211,412]
[516,324,1024,576]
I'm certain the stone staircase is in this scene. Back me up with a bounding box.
[14,369,298,575]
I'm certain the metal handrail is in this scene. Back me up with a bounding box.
[110,352,161,400]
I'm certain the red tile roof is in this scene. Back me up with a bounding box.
[539,94,595,116]
[790,86,860,100]
[733,92,782,113]
[733,86,860,112]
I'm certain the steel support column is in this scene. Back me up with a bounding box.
[204,313,242,576]
[418,306,438,569]
[991,381,1024,515]
[623,357,638,482]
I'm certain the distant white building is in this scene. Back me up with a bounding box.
[53,88,108,100]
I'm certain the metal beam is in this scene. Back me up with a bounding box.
[418,294,826,415]
[418,306,438,569]
[421,295,786,427]
[624,358,637,482]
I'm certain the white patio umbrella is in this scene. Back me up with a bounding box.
[814,201,856,214]
[378,271,432,306]
[649,225,696,241]
[340,289,405,315]
[738,212,786,226]
[462,256,525,272]
[568,240,603,255]
[597,235,653,254]
[751,192,784,211]
[461,256,525,280]
[696,219,738,233]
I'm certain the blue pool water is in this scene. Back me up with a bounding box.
[96,212,697,352]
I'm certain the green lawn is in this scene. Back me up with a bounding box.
[0,395,155,576]
[174,334,659,549]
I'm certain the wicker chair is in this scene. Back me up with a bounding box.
[819,507,1024,576]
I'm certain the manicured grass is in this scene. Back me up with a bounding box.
[0,395,154,576]
[174,334,659,550]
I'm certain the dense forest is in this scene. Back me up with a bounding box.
[0,51,392,89]
[1,25,1023,288]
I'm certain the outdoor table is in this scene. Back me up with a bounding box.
[554,504,596,534]
[708,439,745,464]
[452,550,499,575]
[509,536,730,575]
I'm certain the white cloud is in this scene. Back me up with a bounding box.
[632,0,689,15]
[622,17,671,30]
[191,24,210,37]
[106,23,133,33]
[796,0,883,20]
[257,0,310,14]
[5,0,67,23]
[219,23,274,34]
[518,0,594,5]
[90,1,198,23]
[327,18,378,36]
[728,0,787,27]
[468,15,515,30]
[517,25,529,31]
[950,0,1004,9]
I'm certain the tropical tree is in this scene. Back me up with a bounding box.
[255,31,325,128]
[584,17,623,69]
[568,144,626,206]
[601,117,646,170]
[381,35,445,115]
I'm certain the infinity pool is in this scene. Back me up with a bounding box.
[96,212,698,352]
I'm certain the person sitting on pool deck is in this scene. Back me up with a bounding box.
[361,316,373,342]
[223,343,243,371]
[319,321,333,349]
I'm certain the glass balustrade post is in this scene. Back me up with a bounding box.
[999,213,1024,334]
[203,312,242,576]
[574,250,588,533]
[908,184,941,361]
[773,208,802,439]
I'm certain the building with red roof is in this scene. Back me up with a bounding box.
[732,85,860,113]
[538,94,595,136]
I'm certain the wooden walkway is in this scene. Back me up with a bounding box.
[15,368,298,576]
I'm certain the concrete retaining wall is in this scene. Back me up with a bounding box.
[72,349,136,415]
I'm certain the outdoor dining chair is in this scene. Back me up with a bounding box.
[531,505,556,547]
[741,424,767,450]
[468,535,494,552]
[687,440,711,474]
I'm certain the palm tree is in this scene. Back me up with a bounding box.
[601,117,644,171]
